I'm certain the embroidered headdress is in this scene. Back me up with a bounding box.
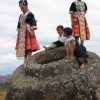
[19,0,28,6]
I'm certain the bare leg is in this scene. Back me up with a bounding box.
[24,51,28,62]
[80,63,85,71]
[43,46,50,51]
[75,36,80,46]
[27,51,32,59]
[25,55,27,59]
[43,44,57,51]
[81,40,84,45]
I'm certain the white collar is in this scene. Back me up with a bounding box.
[22,10,30,16]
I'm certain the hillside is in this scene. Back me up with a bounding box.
[0,76,9,83]
[0,75,11,90]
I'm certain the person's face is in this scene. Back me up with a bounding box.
[77,0,82,2]
[20,5,27,13]
[63,32,67,37]
[57,27,64,35]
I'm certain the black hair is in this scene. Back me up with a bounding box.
[64,27,72,37]
[56,25,64,30]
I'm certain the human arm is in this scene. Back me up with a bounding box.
[70,14,73,27]
[70,40,75,58]
[26,12,37,36]
[65,45,69,58]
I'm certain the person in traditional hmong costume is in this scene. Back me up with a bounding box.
[69,0,90,45]
[15,0,40,60]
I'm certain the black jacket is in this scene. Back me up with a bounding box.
[17,12,37,28]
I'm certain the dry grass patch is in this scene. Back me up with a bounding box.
[0,91,6,100]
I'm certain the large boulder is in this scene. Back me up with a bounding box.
[6,47,100,100]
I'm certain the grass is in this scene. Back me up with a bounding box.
[0,82,9,100]
[0,90,6,100]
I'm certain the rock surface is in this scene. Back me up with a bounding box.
[6,47,100,100]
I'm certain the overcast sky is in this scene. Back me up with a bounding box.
[0,0,100,75]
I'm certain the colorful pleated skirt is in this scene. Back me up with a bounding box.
[72,16,90,41]
[15,30,40,59]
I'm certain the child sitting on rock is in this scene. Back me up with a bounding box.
[74,43,88,71]
[64,27,75,59]
[43,25,66,51]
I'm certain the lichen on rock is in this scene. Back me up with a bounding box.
[6,47,100,100]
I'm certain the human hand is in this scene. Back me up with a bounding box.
[30,30,35,37]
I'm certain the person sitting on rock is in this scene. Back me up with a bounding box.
[43,25,66,51]
[74,43,88,71]
[64,27,75,59]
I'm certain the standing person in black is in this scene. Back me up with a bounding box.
[74,43,88,71]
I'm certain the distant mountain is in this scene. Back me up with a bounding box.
[5,74,12,79]
[0,75,12,90]
[0,76,8,83]
[0,75,12,84]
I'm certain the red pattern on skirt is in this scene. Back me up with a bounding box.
[15,30,40,52]
[72,16,90,40]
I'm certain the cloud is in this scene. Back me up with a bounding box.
[0,0,100,75]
